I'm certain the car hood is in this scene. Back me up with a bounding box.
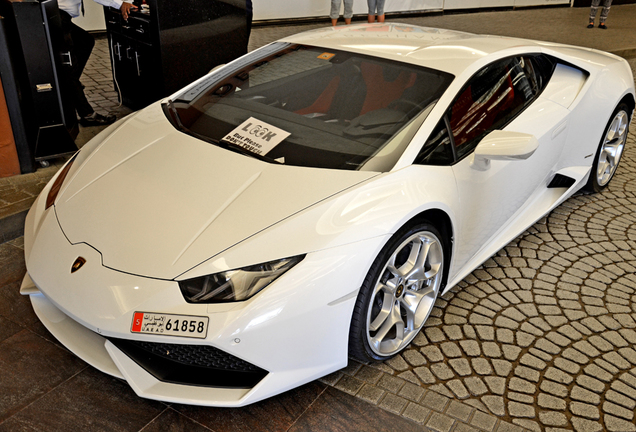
[55,106,376,280]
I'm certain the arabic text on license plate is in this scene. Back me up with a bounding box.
[131,312,209,339]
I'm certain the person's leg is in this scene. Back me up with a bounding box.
[343,0,353,24]
[59,10,93,118]
[246,0,253,48]
[588,0,601,26]
[599,0,612,27]
[330,0,340,25]
[377,0,385,22]
[367,0,376,22]
[60,11,115,125]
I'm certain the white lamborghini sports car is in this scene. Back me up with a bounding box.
[23,23,634,406]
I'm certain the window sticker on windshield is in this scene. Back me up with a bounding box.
[222,117,291,156]
[317,52,335,60]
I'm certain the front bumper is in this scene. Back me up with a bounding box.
[23,196,387,406]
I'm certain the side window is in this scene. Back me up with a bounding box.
[415,118,454,165]
[449,55,549,160]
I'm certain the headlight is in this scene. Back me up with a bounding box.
[178,255,305,303]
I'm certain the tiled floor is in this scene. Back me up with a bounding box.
[2,5,636,432]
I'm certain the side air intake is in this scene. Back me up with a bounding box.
[547,174,576,189]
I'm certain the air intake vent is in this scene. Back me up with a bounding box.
[109,338,268,388]
[548,174,576,189]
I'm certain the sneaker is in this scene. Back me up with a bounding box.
[79,112,116,126]
[599,23,607,29]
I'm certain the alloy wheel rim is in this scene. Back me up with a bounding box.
[366,231,443,356]
[597,110,628,187]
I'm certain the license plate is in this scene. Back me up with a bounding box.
[131,312,209,339]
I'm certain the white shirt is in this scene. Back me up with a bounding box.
[58,0,125,18]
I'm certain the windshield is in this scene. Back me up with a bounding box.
[167,43,453,171]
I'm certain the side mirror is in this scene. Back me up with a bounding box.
[470,130,538,171]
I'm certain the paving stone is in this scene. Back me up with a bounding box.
[377,373,406,393]
[491,360,512,377]
[421,390,451,412]
[605,389,636,410]
[398,370,421,385]
[507,392,534,404]
[611,379,636,398]
[441,342,463,358]
[460,340,482,357]
[601,401,634,421]
[618,347,636,366]
[604,414,636,432]
[463,376,488,396]
[497,420,530,432]
[402,402,431,424]
[570,385,601,405]
[484,377,506,395]
[520,353,547,370]
[426,411,456,432]
[569,402,600,420]
[514,365,540,383]
[603,351,632,370]
[570,417,603,432]
[386,354,410,371]
[537,393,566,411]
[402,349,427,367]
[476,325,496,341]
[449,358,472,377]
[507,401,534,418]
[501,345,522,362]
[356,383,386,404]
[379,392,408,415]
[596,359,621,377]
[481,396,505,416]
[414,366,437,384]
[482,342,502,358]
[539,411,568,426]
[334,374,365,394]
[554,357,580,375]
[470,408,498,431]
[540,380,568,398]
[446,379,470,399]
[355,365,384,384]
[529,348,553,362]
[544,367,574,385]
[422,345,445,362]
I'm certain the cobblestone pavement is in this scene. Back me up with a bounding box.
[323,122,636,432]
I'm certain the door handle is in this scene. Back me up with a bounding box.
[135,52,141,76]
[61,51,72,66]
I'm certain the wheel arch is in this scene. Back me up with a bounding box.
[619,93,635,118]
[401,207,454,289]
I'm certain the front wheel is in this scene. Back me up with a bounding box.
[584,103,631,193]
[349,222,446,362]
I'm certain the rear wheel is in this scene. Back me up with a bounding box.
[349,222,446,362]
[584,103,630,193]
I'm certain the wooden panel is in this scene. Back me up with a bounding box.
[0,76,21,178]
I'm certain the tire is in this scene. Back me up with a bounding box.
[584,103,631,193]
[349,221,447,362]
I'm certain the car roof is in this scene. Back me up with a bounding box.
[281,23,543,75]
